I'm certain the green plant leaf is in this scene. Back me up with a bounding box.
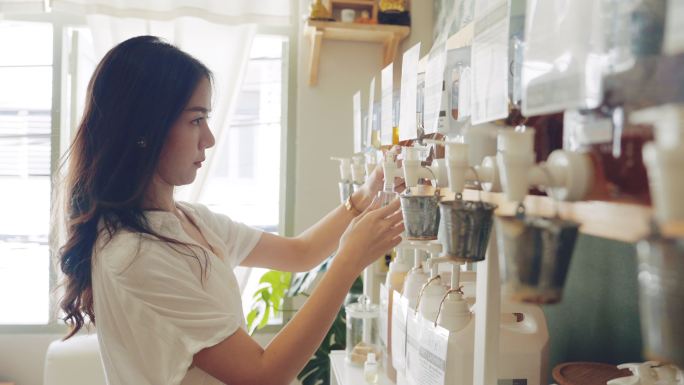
[350,275,364,294]
[246,308,260,335]
[258,303,271,329]
[260,289,271,302]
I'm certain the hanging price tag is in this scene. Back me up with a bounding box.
[423,40,447,135]
[416,317,450,385]
[381,63,394,145]
[391,292,408,373]
[405,311,421,385]
[471,0,510,124]
[399,43,421,141]
[353,90,362,153]
[367,77,376,148]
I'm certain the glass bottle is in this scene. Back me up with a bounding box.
[392,93,400,145]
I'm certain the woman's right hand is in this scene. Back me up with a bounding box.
[337,197,404,273]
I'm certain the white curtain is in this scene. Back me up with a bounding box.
[85,15,257,206]
[1,0,290,26]
[0,0,284,291]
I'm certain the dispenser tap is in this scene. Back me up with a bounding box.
[631,104,684,224]
[402,146,449,189]
[496,127,594,202]
[382,151,405,189]
[423,138,501,195]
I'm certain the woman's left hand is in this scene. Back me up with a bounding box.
[354,147,406,211]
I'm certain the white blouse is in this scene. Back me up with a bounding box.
[92,202,263,385]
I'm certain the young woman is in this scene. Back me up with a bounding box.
[58,35,404,385]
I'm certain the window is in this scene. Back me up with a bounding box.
[0,24,290,328]
[199,35,285,234]
[0,20,53,325]
[0,20,287,325]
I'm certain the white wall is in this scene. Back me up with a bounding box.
[293,0,433,233]
[0,333,62,384]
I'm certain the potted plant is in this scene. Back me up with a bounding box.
[247,256,363,385]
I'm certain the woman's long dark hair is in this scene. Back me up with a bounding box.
[58,35,212,339]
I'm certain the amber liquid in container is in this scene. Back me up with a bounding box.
[588,124,653,203]
[563,109,653,203]
[502,109,565,196]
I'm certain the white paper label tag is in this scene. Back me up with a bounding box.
[424,40,447,135]
[405,311,421,385]
[379,283,389,348]
[416,317,450,385]
[665,0,684,55]
[368,76,376,148]
[391,292,408,372]
[471,0,510,124]
[400,43,421,141]
[521,0,604,116]
[459,66,472,121]
[353,90,362,153]
[381,63,394,145]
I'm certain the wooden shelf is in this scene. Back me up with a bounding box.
[304,20,410,86]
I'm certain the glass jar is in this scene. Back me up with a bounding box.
[345,295,381,366]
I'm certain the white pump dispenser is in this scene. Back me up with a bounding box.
[433,259,472,332]
[331,157,352,183]
[385,247,411,293]
[331,157,353,204]
[416,242,448,322]
[401,246,430,309]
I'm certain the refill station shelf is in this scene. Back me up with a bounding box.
[330,350,394,385]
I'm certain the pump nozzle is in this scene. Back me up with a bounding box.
[382,152,404,191]
[331,157,352,183]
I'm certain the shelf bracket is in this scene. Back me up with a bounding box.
[383,35,400,66]
[308,28,324,86]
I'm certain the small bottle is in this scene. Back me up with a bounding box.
[364,352,379,384]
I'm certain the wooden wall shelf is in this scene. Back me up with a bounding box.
[304,20,410,86]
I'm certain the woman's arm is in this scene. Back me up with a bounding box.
[239,188,370,272]
[241,163,404,272]
[193,199,404,385]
